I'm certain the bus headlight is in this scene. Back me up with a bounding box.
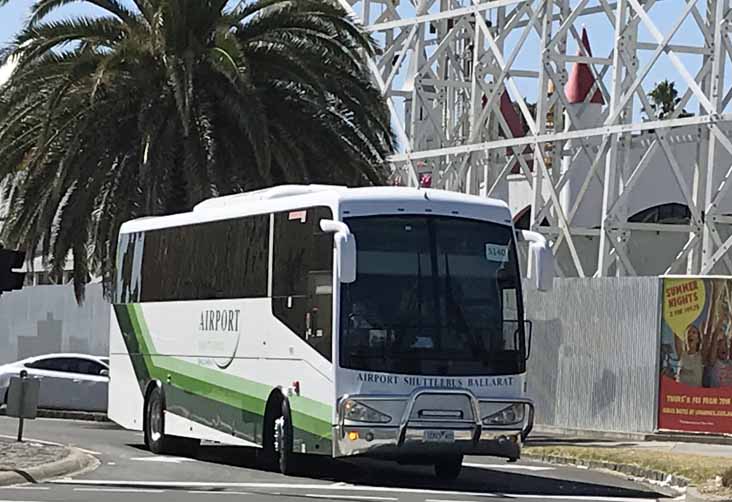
[482,404,525,426]
[342,399,391,424]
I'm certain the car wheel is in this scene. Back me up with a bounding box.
[434,454,463,480]
[275,399,296,475]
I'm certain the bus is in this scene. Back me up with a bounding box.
[108,184,553,479]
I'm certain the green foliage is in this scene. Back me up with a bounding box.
[648,79,683,119]
[0,0,395,302]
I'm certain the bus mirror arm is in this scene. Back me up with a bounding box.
[519,230,554,292]
[320,220,357,284]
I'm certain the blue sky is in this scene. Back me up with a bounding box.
[1,0,33,46]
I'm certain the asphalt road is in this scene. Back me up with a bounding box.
[0,416,674,502]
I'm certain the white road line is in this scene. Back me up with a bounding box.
[0,499,47,502]
[426,499,482,502]
[74,487,165,493]
[187,491,254,496]
[0,487,50,490]
[49,480,662,501]
[0,434,63,447]
[305,495,397,501]
[76,448,101,455]
[463,463,553,472]
[128,456,197,463]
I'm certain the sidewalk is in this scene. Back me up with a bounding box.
[0,436,97,485]
[524,433,732,499]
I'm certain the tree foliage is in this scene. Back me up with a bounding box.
[648,79,684,119]
[0,0,395,301]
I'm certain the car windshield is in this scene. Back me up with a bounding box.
[339,215,525,376]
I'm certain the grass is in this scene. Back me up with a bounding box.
[524,445,732,487]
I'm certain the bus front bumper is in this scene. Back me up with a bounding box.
[332,393,534,462]
[333,425,524,461]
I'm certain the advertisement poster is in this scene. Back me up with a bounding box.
[658,277,732,434]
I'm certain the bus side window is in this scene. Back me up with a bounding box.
[272,207,334,361]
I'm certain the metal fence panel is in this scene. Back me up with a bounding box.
[524,277,661,433]
[0,283,109,365]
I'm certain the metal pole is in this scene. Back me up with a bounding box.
[16,370,27,442]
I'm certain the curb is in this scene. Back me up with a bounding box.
[0,408,109,422]
[523,452,687,498]
[532,425,651,442]
[0,447,99,486]
[34,410,109,422]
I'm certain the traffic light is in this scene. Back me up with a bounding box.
[0,248,26,293]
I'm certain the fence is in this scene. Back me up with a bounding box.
[0,282,109,365]
[525,277,662,434]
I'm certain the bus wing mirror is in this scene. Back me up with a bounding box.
[521,230,554,292]
[320,220,357,284]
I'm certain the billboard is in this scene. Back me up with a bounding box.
[658,277,732,434]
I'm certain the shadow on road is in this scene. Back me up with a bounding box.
[123,443,669,499]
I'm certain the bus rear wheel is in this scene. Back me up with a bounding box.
[144,385,199,457]
[434,454,463,480]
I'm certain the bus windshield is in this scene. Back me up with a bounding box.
[339,215,526,377]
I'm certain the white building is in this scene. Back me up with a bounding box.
[500,29,732,277]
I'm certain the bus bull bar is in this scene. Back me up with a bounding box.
[333,388,534,461]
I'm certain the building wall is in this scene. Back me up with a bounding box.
[0,283,109,365]
[524,277,661,433]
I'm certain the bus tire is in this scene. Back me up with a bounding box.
[145,385,172,454]
[259,393,281,470]
[434,454,463,480]
[144,385,201,457]
[276,398,296,476]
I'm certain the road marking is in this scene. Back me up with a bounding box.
[0,487,50,491]
[305,495,397,501]
[76,447,101,455]
[129,456,197,463]
[0,499,47,502]
[426,499,483,502]
[187,491,253,496]
[0,434,63,447]
[74,487,164,493]
[49,480,661,501]
[463,462,553,472]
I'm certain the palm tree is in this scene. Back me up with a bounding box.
[0,0,395,301]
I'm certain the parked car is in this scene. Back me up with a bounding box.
[0,353,109,412]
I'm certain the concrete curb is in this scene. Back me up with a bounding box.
[523,452,687,498]
[0,408,109,422]
[532,425,651,442]
[0,447,99,486]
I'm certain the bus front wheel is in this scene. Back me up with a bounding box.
[144,385,199,457]
[434,454,463,480]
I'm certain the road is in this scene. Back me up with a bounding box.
[0,416,673,502]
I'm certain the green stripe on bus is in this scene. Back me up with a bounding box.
[121,304,332,439]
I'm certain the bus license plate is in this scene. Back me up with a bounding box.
[423,430,454,443]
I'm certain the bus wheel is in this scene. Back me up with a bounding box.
[275,399,296,475]
[145,386,171,454]
[434,454,463,480]
[144,386,200,457]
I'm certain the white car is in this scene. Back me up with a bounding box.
[0,354,109,412]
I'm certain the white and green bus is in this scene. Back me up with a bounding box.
[109,184,553,479]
